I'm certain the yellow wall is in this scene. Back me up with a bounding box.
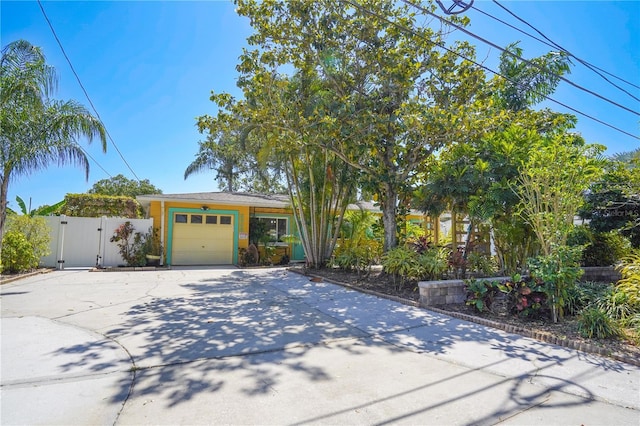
[147,201,252,255]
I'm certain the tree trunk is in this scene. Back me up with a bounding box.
[381,183,398,252]
[0,173,9,261]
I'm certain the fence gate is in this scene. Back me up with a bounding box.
[41,216,153,268]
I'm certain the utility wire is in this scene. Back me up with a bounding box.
[75,146,113,178]
[338,0,639,140]
[400,0,640,118]
[37,0,141,181]
[487,0,639,101]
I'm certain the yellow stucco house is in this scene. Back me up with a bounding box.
[137,192,438,266]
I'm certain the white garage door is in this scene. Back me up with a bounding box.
[171,213,234,265]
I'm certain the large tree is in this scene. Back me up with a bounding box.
[88,174,162,197]
[413,42,575,273]
[209,67,357,267]
[187,93,286,193]
[579,150,640,247]
[0,40,106,256]
[235,0,487,252]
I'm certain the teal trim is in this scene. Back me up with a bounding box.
[253,213,304,261]
[167,207,239,265]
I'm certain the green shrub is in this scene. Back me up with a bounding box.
[567,224,592,247]
[418,246,449,280]
[5,215,51,259]
[568,226,632,266]
[584,231,632,266]
[1,215,51,274]
[528,245,584,322]
[62,193,143,218]
[381,246,420,285]
[2,231,39,273]
[501,275,547,318]
[620,313,640,344]
[616,254,640,309]
[596,290,634,320]
[565,281,612,316]
[333,239,381,274]
[578,308,621,339]
[110,221,147,266]
[467,252,497,277]
[465,279,502,312]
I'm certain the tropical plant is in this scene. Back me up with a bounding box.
[516,132,605,257]
[565,281,612,316]
[465,279,500,312]
[498,275,547,318]
[596,290,634,321]
[493,41,572,112]
[189,93,286,194]
[1,40,106,258]
[528,245,584,323]
[578,307,621,339]
[419,246,449,281]
[109,222,147,267]
[13,195,65,217]
[333,208,382,274]
[467,252,497,277]
[381,246,420,286]
[416,40,574,275]
[144,227,163,257]
[332,239,381,277]
[615,254,640,309]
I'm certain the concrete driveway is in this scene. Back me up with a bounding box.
[1,267,638,425]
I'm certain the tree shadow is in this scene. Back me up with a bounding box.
[46,268,633,418]
[51,269,431,408]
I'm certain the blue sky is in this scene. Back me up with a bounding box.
[2,1,639,210]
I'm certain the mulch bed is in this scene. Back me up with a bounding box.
[291,266,640,367]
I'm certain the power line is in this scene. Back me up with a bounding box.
[37,0,142,181]
[338,0,639,141]
[400,0,639,118]
[74,145,113,178]
[487,0,639,101]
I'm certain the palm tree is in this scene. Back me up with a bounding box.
[0,40,106,258]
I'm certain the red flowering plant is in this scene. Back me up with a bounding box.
[110,221,147,266]
[502,274,548,318]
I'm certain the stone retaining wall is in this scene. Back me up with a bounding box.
[419,267,622,307]
[418,276,511,307]
[581,266,621,283]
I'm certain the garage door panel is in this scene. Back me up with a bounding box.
[171,213,234,265]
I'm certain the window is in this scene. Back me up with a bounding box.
[175,214,187,223]
[256,217,287,242]
[220,216,232,225]
[191,215,203,224]
[206,215,217,224]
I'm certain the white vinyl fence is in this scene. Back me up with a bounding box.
[41,216,153,268]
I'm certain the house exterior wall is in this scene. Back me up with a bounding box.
[250,208,305,262]
[147,200,255,265]
[141,195,444,266]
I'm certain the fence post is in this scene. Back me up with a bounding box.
[57,215,67,270]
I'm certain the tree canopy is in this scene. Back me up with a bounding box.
[230,0,489,255]
[88,174,162,197]
[0,39,106,256]
[188,93,287,194]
